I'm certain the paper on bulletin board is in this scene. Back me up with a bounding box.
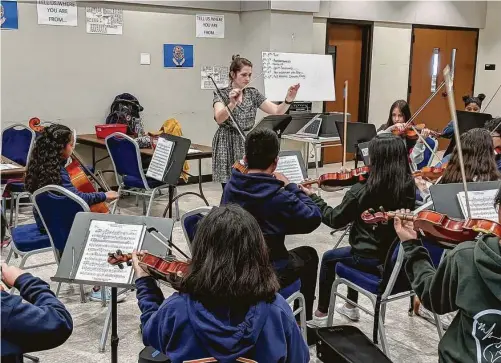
[86,7,123,35]
[37,0,77,26]
[196,14,224,38]
[201,65,229,90]
[1,1,19,30]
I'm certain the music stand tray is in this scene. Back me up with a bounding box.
[253,115,292,136]
[52,212,174,363]
[457,111,492,135]
[429,181,500,219]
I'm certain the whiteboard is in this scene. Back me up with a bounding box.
[262,52,335,102]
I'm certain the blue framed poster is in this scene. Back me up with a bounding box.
[1,1,18,30]
[163,44,194,68]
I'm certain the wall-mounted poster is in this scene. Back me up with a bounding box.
[86,7,123,35]
[196,14,224,39]
[37,0,77,26]
[201,65,229,90]
[163,44,194,68]
[1,1,18,30]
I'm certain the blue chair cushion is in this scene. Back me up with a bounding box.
[11,224,51,252]
[336,262,411,295]
[183,213,204,243]
[123,175,166,189]
[279,278,301,300]
[4,182,25,193]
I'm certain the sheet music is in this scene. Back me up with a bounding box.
[146,138,175,181]
[457,189,498,222]
[276,155,304,184]
[0,163,18,170]
[74,220,145,284]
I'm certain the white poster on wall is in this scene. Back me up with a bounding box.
[37,1,77,26]
[86,7,123,35]
[201,65,229,90]
[196,14,224,38]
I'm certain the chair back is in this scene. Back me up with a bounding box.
[181,206,214,252]
[33,185,89,259]
[1,124,35,166]
[105,132,148,188]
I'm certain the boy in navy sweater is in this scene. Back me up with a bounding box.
[1,263,73,363]
[135,205,309,362]
[221,128,321,322]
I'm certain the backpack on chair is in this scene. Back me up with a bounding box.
[315,326,392,362]
[105,93,143,135]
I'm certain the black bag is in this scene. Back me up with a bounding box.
[106,93,144,135]
[138,346,170,363]
[316,326,392,363]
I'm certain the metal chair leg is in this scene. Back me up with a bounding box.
[18,254,28,269]
[79,284,87,303]
[433,312,444,339]
[378,310,389,355]
[5,248,14,264]
[146,193,155,216]
[55,282,62,298]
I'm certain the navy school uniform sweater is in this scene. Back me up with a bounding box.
[221,169,321,262]
[1,273,73,363]
[34,165,106,231]
[136,277,310,363]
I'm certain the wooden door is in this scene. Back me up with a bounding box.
[409,28,478,150]
[323,23,364,164]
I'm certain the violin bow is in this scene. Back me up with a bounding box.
[342,81,348,168]
[443,65,471,217]
[482,82,501,114]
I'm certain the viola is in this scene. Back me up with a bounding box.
[29,117,52,133]
[393,123,441,140]
[361,208,501,248]
[301,166,369,191]
[412,165,447,181]
[107,250,190,284]
[232,160,247,174]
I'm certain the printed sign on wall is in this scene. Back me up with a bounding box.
[163,44,194,68]
[86,7,123,35]
[201,65,229,90]
[196,14,224,38]
[1,1,18,30]
[37,1,77,26]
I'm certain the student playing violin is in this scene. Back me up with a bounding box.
[134,205,309,362]
[377,100,435,169]
[300,134,415,325]
[484,117,501,171]
[392,186,501,363]
[25,124,119,302]
[441,93,486,156]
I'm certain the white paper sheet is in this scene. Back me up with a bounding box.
[457,189,498,222]
[74,220,145,284]
[146,138,174,181]
[86,7,123,35]
[276,155,304,184]
[0,164,18,170]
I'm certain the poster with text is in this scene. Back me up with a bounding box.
[196,14,224,38]
[1,1,18,29]
[164,44,193,68]
[86,7,123,35]
[201,65,229,90]
[37,0,77,26]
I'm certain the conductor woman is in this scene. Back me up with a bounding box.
[212,55,300,189]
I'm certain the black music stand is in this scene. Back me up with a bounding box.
[253,115,292,137]
[51,213,174,363]
[457,111,492,135]
[429,181,500,219]
[335,122,377,168]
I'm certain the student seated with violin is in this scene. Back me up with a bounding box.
[221,128,321,326]
[392,190,501,363]
[134,205,309,363]
[1,218,73,363]
[441,93,486,157]
[25,124,120,302]
[300,134,416,325]
[377,100,436,169]
[485,117,501,170]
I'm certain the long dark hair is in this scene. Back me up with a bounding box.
[441,128,500,184]
[25,124,72,194]
[178,204,279,307]
[229,54,252,85]
[363,134,415,210]
[383,100,412,129]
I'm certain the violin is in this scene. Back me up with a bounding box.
[301,166,369,190]
[361,208,501,248]
[412,164,447,182]
[107,250,190,284]
[28,118,110,213]
[232,160,247,174]
[393,123,441,140]
[495,147,501,157]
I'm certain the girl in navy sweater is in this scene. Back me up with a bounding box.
[134,204,309,363]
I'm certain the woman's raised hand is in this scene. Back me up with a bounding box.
[229,88,243,106]
[286,84,300,102]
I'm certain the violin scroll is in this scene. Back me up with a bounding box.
[107,250,133,269]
